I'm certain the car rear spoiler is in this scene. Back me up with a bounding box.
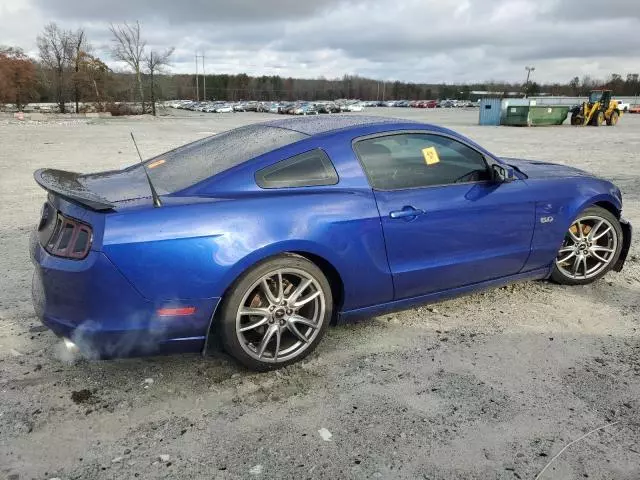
[33,168,115,211]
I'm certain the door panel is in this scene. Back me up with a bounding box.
[354,132,536,300]
[374,182,535,299]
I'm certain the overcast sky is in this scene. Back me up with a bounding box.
[1,0,639,83]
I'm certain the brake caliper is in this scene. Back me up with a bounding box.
[569,224,592,237]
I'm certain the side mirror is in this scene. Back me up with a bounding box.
[492,163,515,183]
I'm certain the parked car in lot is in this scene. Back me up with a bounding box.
[174,100,194,109]
[347,102,365,112]
[314,102,331,114]
[415,100,437,108]
[280,103,297,114]
[245,102,259,112]
[31,115,632,370]
[257,102,271,113]
[214,104,234,113]
[293,103,318,115]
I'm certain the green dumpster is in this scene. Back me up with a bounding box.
[528,106,569,126]
[502,105,530,126]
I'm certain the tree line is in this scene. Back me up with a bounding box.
[1,21,640,113]
[0,21,172,114]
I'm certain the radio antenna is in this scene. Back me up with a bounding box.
[130,132,162,208]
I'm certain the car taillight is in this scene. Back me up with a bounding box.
[44,213,92,259]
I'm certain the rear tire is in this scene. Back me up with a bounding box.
[218,254,332,371]
[550,206,623,285]
[570,113,582,125]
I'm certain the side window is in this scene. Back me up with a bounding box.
[255,149,339,189]
[354,133,490,190]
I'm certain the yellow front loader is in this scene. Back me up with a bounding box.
[570,90,621,126]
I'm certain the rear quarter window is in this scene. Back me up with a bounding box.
[256,149,339,188]
[138,125,308,193]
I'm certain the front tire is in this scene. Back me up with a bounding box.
[592,111,604,126]
[551,206,623,285]
[218,254,332,371]
[607,111,619,126]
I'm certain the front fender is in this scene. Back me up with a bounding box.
[574,192,622,219]
[523,183,622,271]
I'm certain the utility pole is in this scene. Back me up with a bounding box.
[194,53,206,101]
[150,52,156,116]
[195,54,199,101]
[202,54,206,101]
[382,81,386,102]
[524,66,535,98]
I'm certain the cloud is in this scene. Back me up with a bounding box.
[32,0,345,23]
[1,0,639,83]
[549,0,640,21]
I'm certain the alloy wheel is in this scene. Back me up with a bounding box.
[235,268,325,363]
[555,215,618,280]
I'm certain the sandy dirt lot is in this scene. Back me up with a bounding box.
[0,108,638,480]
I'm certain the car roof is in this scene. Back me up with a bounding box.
[263,115,422,136]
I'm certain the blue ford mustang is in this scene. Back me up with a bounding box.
[31,116,632,370]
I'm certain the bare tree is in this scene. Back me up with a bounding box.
[110,21,146,112]
[72,29,86,113]
[37,23,73,113]
[145,47,174,116]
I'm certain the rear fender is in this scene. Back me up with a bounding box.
[213,239,393,312]
[215,240,343,293]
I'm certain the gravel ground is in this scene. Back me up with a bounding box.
[0,108,639,480]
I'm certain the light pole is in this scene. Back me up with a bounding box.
[524,66,535,97]
[195,53,205,101]
[195,54,199,101]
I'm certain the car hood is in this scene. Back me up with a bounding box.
[501,158,596,180]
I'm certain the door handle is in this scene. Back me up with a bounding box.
[389,206,424,219]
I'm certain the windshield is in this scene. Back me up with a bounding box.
[129,124,307,193]
[589,91,603,103]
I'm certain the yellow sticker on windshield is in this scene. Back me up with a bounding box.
[148,159,165,169]
[422,147,440,165]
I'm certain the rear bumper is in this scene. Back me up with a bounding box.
[30,230,219,358]
[613,217,633,272]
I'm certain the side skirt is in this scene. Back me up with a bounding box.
[337,266,551,324]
